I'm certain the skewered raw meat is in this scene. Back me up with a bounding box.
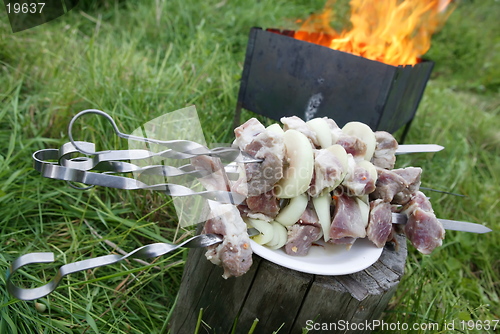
[404,209,445,254]
[391,167,422,205]
[329,193,367,247]
[401,191,434,215]
[233,118,439,256]
[366,199,393,248]
[281,116,318,147]
[285,224,322,256]
[234,119,285,196]
[371,167,408,202]
[342,156,377,196]
[284,203,322,255]
[370,166,422,204]
[371,131,398,169]
[246,190,280,219]
[393,167,422,193]
[202,116,444,277]
[336,135,367,160]
[323,117,343,143]
[191,155,253,278]
[203,203,253,278]
[402,191,444,254]
[308,148,346,197]
[191,154,232,192]
[234,118,266,150]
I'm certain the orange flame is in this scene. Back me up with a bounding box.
[295,0,454,66]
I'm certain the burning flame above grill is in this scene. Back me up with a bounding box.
[295,0,454,66]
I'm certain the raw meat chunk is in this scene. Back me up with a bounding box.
[281,116,318,147]
[246,190,280,219]
[203,203,253,278]
[308,149,346,197]
[400,191,444,254]
[323,117,343,143]
[336,135,367,160]
[342,156,376,196]
[404,208,445,254]
[233,118,285,196]
[296,201,320,227]
[234,118,266,150]
[371,131,398,169]
[284,204,321,256]
[370,167,407,202]
[393,167,422,193]
[401,191,434,215]
[244,132,284,196]
[391,167,423,205]
[329,193,367,244]
[192,155,253,278]
[191,155,231,192]
[285,224,322,256]
[367,199,393,247]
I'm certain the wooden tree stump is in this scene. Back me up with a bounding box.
[170,234,407,334]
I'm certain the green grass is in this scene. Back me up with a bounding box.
[1,0,499,333]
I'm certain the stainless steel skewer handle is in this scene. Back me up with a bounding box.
[7,228,260,301]
[6,234,224,301]
[67,109,261,163]
[33,149,246,205]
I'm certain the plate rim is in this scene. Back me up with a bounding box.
[249,238,384,276]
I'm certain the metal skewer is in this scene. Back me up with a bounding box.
[392,213,492,234]
[34,148,245,205]
[67,109,261,163]
[395,144,444,155]
[6,234,223,301]
[6,228,259,301]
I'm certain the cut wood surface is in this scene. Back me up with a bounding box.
[170,234,407,334]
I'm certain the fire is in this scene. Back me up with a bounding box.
[295,0,453,66]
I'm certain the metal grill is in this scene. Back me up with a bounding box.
[234,28,434,141]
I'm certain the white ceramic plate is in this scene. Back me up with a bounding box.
[250,238,383,276]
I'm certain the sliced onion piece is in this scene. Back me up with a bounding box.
[356,197,370,229]
[342,121,376,161]
[312,191,332,242]
[247,218,274,245]
[265,221,288,249]
[326,144,348,170]
[359,194,369,205]
[275,193,308,226]
[306,118,332,149]
[266,123,285,134]
[273,130,314,198]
